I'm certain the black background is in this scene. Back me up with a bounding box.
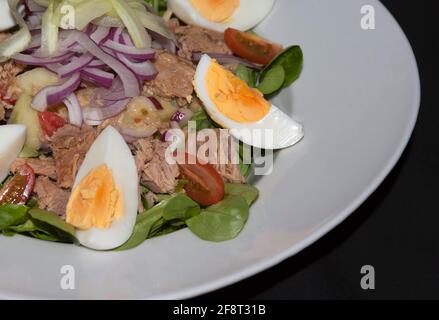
[200,1,438,300]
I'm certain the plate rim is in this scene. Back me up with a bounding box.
[153,0,421,300]
[0,0,421,300]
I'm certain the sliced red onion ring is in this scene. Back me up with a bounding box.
[71,30,140,97]
[83,98,130,121]
[12,52,75,66]
[120,126,157,139]
[32,73,81,111]
[80,67,115,88]
[116,53,157,80]
[26,0,45,12]
[63,93,83,126]
[87,59,107,68]
[90,26,112,44]
[171,108,194,127]
[57,53,94,78]
[192,52,264,70]
[149,31,177,55]
[103,40,155,60]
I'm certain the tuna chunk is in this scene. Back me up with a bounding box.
[33,176,70,218]
[133,138,180,194]
[10,157,57,180]
[143,52,195,100]
[50,125,95,189]
[175,25,232,60]
[0,59,23,111]
[196,129,246,183]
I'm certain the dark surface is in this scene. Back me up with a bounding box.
[199,1,438,300]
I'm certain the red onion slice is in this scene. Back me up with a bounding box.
[12,52,75,66]
[171,108,194,127]
[80,67,115,88]
[72,30,140,97]
[87,59,107,68]
[192,52,264,70]
[90,26,112,44]
[83,98,130,121]
[116,52,157,80]
[149,31,177,55]
[32,73,81,111]
[63,93,83,127]
[57,53,94,78]
[103,40,155,60]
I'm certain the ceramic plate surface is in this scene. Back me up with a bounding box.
[0,0,420,299]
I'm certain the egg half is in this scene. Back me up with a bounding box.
[194,54,304,150]
[66,126,138,250]
[168,0,275,32]
[0,124,26,182]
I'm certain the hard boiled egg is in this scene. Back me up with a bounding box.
[168,0,275,32]
[66,126,138,250]
[0,0,24,32]
[194,54,304,149]
[0,124,26,182]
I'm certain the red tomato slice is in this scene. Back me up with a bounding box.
[38,112,66,137]
[224,28,283,65]
[178,154,225,206]
[0,164,35,205]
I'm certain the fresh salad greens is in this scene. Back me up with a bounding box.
[0,205,77,243]
[116,184,258,251]
[236,46,304,96]
[144,0,168,15]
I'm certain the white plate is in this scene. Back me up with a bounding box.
[0,0,420,299]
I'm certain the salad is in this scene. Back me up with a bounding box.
[0,0,304,250]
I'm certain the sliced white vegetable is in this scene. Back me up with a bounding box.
[0,124,26,183]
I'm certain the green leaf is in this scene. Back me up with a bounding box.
[7,219,38,233]
[186,195,249,242]
[0,205,29,230]
[162,194,200,221]
[115,202,165,251]
[224,184,259,206]
[261,45,303,91]
[236,64,258,88]
[257,64,285,95]
[191,109,217,131]
[28,208,77,243]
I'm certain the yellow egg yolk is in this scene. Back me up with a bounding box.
[66,165,124,230]
[191,0,239,23]
[205,60,271,123]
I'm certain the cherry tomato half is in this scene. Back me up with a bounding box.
[0,164,35,205]
[38,112,66,137]
[178,154,225,206]
[224,28,283,65]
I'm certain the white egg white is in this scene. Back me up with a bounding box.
[168,0,275,32]
[71,126,139,250]
[194,54,304,150]
[0,124,26,182]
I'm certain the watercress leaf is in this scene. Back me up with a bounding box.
[7,219,39,233]
[224,184,259,206]
[29,208,76,243]
[115,202,165,251]
[191,109,217,131]
[163,194,200,221]
[261,45,303,89]
[0,204,29,229]
[29,231,60,242]
[236,64,258,88]
[187,195,249,242]
[257,64,285,95]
